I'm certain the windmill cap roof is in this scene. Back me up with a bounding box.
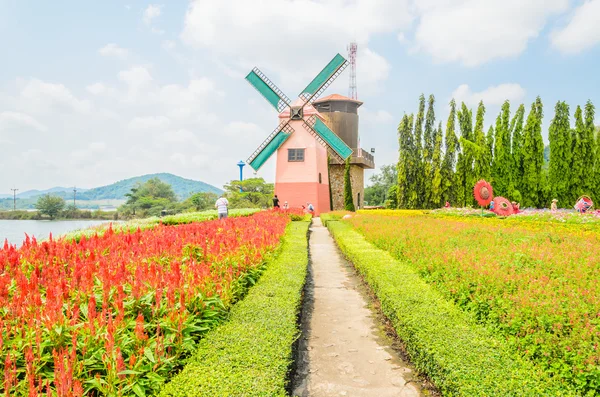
[313,93,363,105]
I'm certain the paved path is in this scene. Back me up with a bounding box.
[292,218,422,397]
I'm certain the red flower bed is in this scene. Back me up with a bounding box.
[0,211,289,396]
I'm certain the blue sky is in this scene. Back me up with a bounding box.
[1,0,599,192]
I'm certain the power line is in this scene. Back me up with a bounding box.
[347,41,358,100]
[10,188,18,211]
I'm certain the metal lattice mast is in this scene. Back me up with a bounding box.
[347,42,357,100]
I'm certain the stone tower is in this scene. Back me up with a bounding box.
[313,94,375,210]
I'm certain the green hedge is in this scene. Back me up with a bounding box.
[324,219,573,397]
[159,220,310,397]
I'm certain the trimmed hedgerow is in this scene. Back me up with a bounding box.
[322,218,574,397]
[159,220,310,397]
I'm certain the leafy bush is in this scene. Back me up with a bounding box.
[325,219,573,396]
[159,220,310,396]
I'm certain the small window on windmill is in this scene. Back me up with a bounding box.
[319,172,322,183]
[288,149,305,162]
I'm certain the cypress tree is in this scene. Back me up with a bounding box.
[405,114,418,208]
[343,156,355,211]
[473,101,489,180]
[492,101,512,197]
[594,125,600,202]
[570,105,589,199]
[441,99,458,205]
[486,125,495,179]
[430,122,443,207]
[413,94,426,208]
[548,101,571,205]
[583,100,596,196]
[396,114,415,208]
[510,104,526,195]
[521,97,545,207]
[455,102,474,206]
[423,94,436,208]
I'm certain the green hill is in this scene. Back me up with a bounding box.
[79,173,222,200]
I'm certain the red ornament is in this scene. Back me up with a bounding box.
[473,180,493,206]
[492,196,514,216]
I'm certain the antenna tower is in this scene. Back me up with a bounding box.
[347,42,358,100]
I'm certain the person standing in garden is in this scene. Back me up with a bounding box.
[272,194,280,208]
[215,195,229,219]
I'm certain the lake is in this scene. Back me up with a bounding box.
[0,219,113,246]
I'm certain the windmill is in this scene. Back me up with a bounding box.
[245,53,354,214]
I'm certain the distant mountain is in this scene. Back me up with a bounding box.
[79,173,222,200]
[17,187,89,199]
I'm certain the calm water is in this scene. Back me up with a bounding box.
[0,220,112,246]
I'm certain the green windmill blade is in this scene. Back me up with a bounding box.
[302,116,353,161]
[299,53,349,104]
[246,68,291,113]
[247,121,294,171]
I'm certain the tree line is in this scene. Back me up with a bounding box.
[392,95,599,209]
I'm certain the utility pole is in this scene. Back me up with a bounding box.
[73,186,77,208]
[10,188,18,211]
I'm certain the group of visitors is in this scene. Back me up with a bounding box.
[213,194,316,220]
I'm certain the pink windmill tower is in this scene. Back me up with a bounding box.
[245,54,353,215]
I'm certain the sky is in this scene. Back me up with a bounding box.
[0,0,599,193]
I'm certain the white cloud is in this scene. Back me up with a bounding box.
[413,0,569,66]
[143,4,162,25]
[127,115,170,130]
[181,0,411,94]
[0,111,48,132]
[551,0,600,54]
[451,83,526,106]
[98,43,128,58]
[162,40,176,50]
[86,82,109,95]
[20,79,91,113]
[118,66,153,89]
[361,108,394,124]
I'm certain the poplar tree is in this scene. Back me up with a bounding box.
[548,101,571,204]
[510,104,526,194]
[413,94,426,208]
[430,122,443,207]
[594,126,600,202]
[423,94,436,208]
[492,101,512,197]
[521,97,545,207]
[455,102,474,206]
[441,100,458,204]
[473,101,488,181]
[343,157,355,211]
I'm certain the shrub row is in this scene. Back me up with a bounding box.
[322,217,573,397]
[159,219,310,397]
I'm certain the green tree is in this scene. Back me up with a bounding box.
[521,97,545,207]
[186,192,219,211]
[223,178,274,208]
[510,104,526,194]
[570,105,588,199]
[343,157,355,211]
[583,100,597,197]
[441,100,458,205]
[594,126,600,202]
[413,94,426,208]
[120,178,178,217]
[364,164,398,206]
[548,101,571,204]
[423,95,436,208]
[397,114,417,208]
[473,101,489,181]
[492,101,512,197]
[430,122,444,207]
[486,125,495,180]
[35,194,66,219]
[455,102,475,207]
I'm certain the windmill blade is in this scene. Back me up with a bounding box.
[302,116,353,162]
[246,68,292,112]
[247,121,294,171]
[299,53,349,104]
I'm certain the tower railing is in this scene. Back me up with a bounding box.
[329,147,375,168]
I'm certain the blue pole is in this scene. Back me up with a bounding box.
[237,161,245,193]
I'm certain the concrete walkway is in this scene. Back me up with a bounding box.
[292,218,422,397]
